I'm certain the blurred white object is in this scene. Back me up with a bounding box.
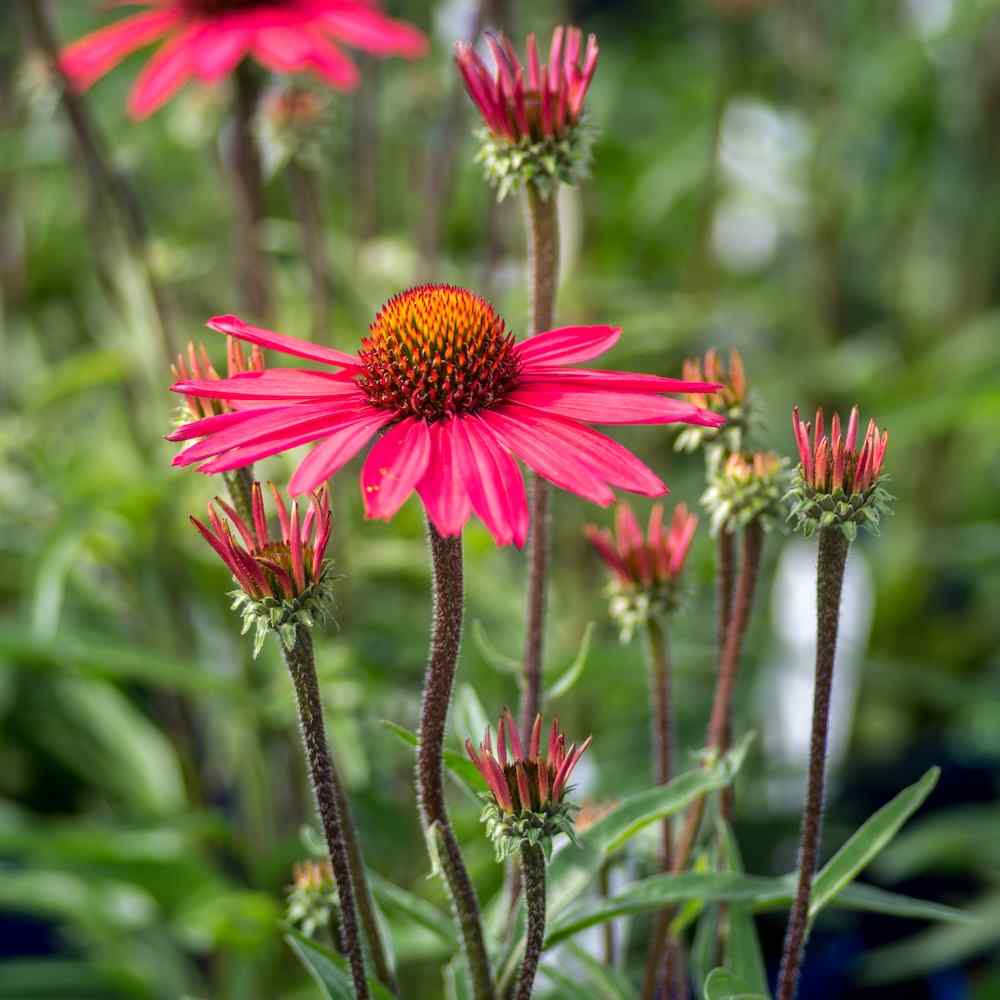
[760,539,874,811]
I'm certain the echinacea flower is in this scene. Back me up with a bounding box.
[466,709,590,860]
[61,0,429,119]
[168,284,724,547]
[675,348,750,457]
[456,27,599,198]
[586,502,697,638]
[786,406,892,540]
[191,480,335,653]
[701,450,789,536]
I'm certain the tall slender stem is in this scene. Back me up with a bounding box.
[515,844,546,1000]
[287,157,333,341]
[717,529,737,820]
[646,615,674,872]
[231,64,271,322]
[519,182,559,747]
[417,526,495,1000]
[283,629,369,1000]
[776,528,849,1000]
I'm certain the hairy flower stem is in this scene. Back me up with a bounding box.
[776,528,850,1000]
[283,629,369,1000]
[418,527,495,1000]
[516,844,546,1000]
[642,522,764,1000]
[231,64,271,322]
[519,181,559,747]
[223,468,256,527]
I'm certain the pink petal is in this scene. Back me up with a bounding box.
[585,525,629,581]
[207,314,360,368]
[127,27,198,119]
[189,24,251,81]
[320,9,429,58]
[615,503,644,553]
[519,367,720,394]
[361,418,431,521]
[173,368,363,401]
[289,408,393,495]
[416,419,473,539]
[166,405,283,443]
[509,386,724,427]
[60,9,181,90]
[515,325,621,366]
[454,416,529,548]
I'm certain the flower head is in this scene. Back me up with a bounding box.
[675,348,750,458]
[456,27,599,199]
[586,502,697,639]
[701,450,789,536]
[786,406,893,540]
[168,284,724,548]
[61,0,428,119]
[191,481,336,654]
[466,709,590,860]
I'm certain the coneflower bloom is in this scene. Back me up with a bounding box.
[586,503,697,638]
[192,481,335,653]
[61,0,428,119]
[168,284,724,547]
[466,709,590,859]
[787,406,892,540]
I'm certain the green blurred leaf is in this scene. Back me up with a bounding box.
[719,822,769,997]
[809,766,940,920]
[380,720,487,794]
[443,956,473,1000]
[703,968,768,1000]
[369,872,458,952]
[285,927,396,1000]
[470,620,519,674]
[546,622,596,701]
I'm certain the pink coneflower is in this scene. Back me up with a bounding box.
[792,406,888,495]
[61,0,428,119]
[455,26,598,145]
[168,285,724,547]
[586,502,697,593]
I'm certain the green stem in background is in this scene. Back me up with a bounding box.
[18,0,175,366]
[519,181,559,748]
[598,861,615,967]
[231,63,271,322]
[515,843,546,1000]
[417,526,495,1000]
[642,521,764,1000]
[282,629,369,1000]
[223,468,256,528]
[287,156,333,341]
[776,528,850,1000]
[646,615,674,873]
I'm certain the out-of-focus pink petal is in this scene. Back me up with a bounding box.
[361,417,431,520]
[259,28,359,89]
[60,9,180,90]
[207,314,360,368]
[128,25,198,119]
[189,24,251,81]
[615,503,643,554]
[320,8,429,57]
[416,418,473,538]
[289,408,393,495]
[516,325,621,366]
[509,386,724,427]
[584,525,629,582]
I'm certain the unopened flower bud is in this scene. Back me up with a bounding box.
[674,348,750,462]
[701,450,789,536]
[287,860,339,939]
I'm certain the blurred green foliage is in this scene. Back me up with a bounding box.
[1,0,999,997]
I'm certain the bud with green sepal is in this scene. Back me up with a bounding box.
[785,406,893,542]
[702,449,790,537]
[190,482,337,656]
[287,860,340,940]
[674,348,751,466]
[466,709,590,862]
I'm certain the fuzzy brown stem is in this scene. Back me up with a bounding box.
[519,182,559,747]
[776,528,850,1000]
[287,157,333,341]
[515,843,546,1000]
[231,64,271,322]
[283,629,368,999]
[417,526,495,1000]
[599,861,615,967]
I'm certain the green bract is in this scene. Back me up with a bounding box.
[479,794,581,863]
[784,469,895,542]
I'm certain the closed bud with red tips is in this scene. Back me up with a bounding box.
[786,406,893,541]
[465,709,590,861]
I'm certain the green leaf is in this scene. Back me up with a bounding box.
[368,872,459,952]
[564,942,637,999]
[285,927,395,1000]
[830,882,974,924]
[470,620,519,674]
[717,823,769,996]
[443,956,473,1000]
[381,720,487,795]
[809,766,940,920]
[453,684,491,748]
[703,968,769,1000]
[546,622,595,701]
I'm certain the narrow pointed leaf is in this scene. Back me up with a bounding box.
[285,928,396,1000]
[381,720,487,794]
[703,968,768,1000]
[546,622,596,700]
[369,872,459,952]
[470,620,520,674]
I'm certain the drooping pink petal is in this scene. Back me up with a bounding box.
[173,368,363,402]
[361,417,431,520]
[320,8,429,57]
[508,385,724,427]
[128,25,199,119]
[207,314,361,369]
[519,367,720,394]
[416,418,473,539]
[166,405,284,443]
[515,325,621,366]
[289,408,393,495]
[267,28,359,89]
[189,24,251,81]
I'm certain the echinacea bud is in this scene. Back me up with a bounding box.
[674,348,749,462]
[171,336,264,425]
[455,27,599,200]
[259,81,335,175]
[465,709,590,861]
[785,406,893,541]
[287,860,339,939]
[701,450,789,536]
[191,482,337,656]
[585,502,698,640]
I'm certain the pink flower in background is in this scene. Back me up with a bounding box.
[61,0,428,119]
[168,284,723,547]
[586,502,698,591]
[455,25,598,143]
[792,405,888,495]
